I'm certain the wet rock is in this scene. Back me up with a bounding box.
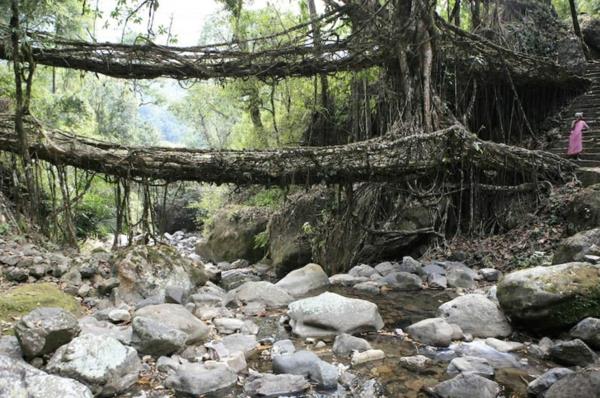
[498,262,600,332]
[132,304,209,356]
[479,268,502,282]
[0,355,93,398]
[288,292,384,337]
[398,355,432,371]
[570,317,600,349]
[353,280,382,294]
[79,316,132,345]
[429,373,500,398]
[484,338,523,353]
[165,361,238,396]
[227,281,293,308]
[553,228,600,264]
[438,294,511,338]
[329,274,368,286]
[447,356,494,378]
[332,333,372,357]
[381,271,422,290]
[47,334,141,397]
[348,264,378,278]
[545,369,600,398]
[549,339,597,366]
[406,318,455,347]
[244,373,310,398]
[351,349,385,365]
[428,273,448,289]
[527,368,574,397]
[272,350,338,389]
[15,307,80,359]
[0,336,22,359]
[452,341,521,368]
[275,263,330,297]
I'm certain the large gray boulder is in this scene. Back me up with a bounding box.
[0,355,93,398]
[165,361,238,396]
[79,316,132,345]
[497,262,600,332]
[406,318,455,347]
[227,281,294,308]
[545,369,600,398]
[549,339,597,366]
[15,307,80,359]
[47,334,141,397]
[438,294,511,338]
[275,263,330,297]
[570,317,600,349]
[553,228,600,264]
[429,373,500,398]
[195,206,269,263]
[272,350,338,389]
[447,356,494,378]
[112,245,207,304]
[288,292,384,337]
[132,304,210,356]
[381,271,422,290]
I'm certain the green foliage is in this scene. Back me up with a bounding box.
[244,187,285,208]
[0,223,10,235]
[189,185,230,227]
[254,229,269,249]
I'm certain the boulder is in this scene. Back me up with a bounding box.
[570,317,600,349]
[271,339,296,358]
[549,339,597,366]
[196,206,269,263]
[348,264,378,278]
[428,273,447,289]
[406,318,455,347]
[15,307,80,359]
[275,263,330,297]
[165,361,238,396]
[0,355,93,398]
[447,356,494,378]
[381,271,422,290]
[497,262,600,332]
[582,16,600,56]
[79,316,132,345]
[438,294,511,338]
[484,338,523,353]
[351,349,385,365]
[132,304,210,356]
[398,355,432,371]
[553,228,600,264]
[112,245,207,304]
[0,336,22,359]
[272,350,338,389]
[329,274,368,286]
[219,334,259,358]
[288,292,384,337]
[244,373,310,398]
[479,268,502,282]
[445,263,477,289]
[429,373,500,398]
[220,268,260,291]
[564,184,600,233]
[528,368,574,397]
[268,189,330,276]
[451,341,521,369]
[332,333,372,357]
[47,334,141,397]
[374,261,397,276]
[545,369,600,398]
[227,281,294,308]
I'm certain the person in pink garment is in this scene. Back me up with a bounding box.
[568,112,589,158]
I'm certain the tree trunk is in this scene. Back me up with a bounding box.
[568,0,591,60]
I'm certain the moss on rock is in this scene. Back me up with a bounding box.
[0,283,82,331]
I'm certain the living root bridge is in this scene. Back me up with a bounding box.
[0,115,574,185]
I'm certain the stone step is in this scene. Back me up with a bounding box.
[577,167,600,186]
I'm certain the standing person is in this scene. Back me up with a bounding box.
[568,112,589,159]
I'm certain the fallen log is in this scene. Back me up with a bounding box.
[0,114,575,185]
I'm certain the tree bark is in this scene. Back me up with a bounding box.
[568,0,591,60]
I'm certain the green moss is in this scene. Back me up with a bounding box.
[0,283,82,327]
